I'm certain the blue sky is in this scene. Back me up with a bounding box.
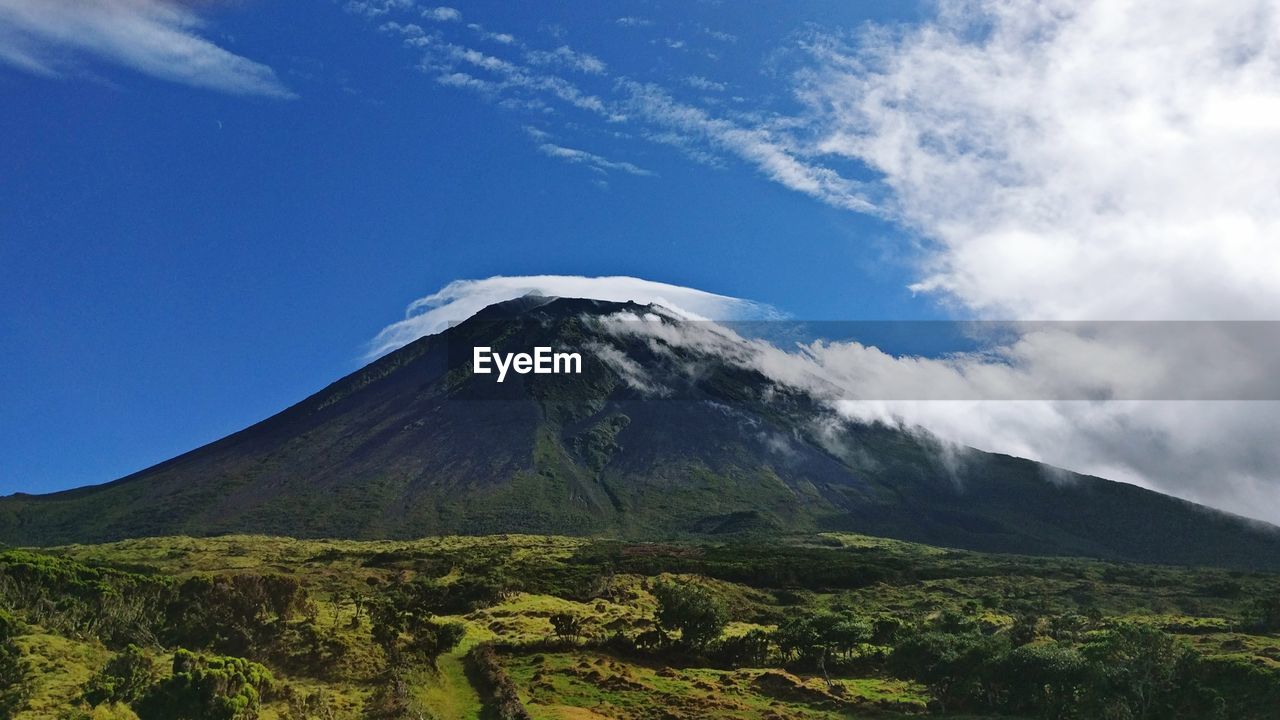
[0,1,937,494]
[5,0,1280,524]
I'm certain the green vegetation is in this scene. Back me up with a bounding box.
[1,532,1279,718]
[0,611,31,718]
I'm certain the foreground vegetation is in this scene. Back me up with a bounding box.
[1,532,1279,718]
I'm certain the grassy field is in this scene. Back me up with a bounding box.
[2,532,1279,718]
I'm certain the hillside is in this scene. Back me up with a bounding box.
[4,533,1280,719]
[2,296,1278,570]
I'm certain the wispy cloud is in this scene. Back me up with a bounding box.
[525,45,607,75]
[426,43,619,118]
[0,0,294,97]
[467,23,515,45]
[347,4,873,208]
[344,0,417,19]
[615,17,653,28]
[684,75,726,92]
[620,81,878,213]
[536,142,654,177]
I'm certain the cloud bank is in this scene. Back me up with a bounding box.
[0,0,293,97]
[768,0,1280,522]
[594,313,1280,524]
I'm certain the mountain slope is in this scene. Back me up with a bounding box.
[3,296,1278,569]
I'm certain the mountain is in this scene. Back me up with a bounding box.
[3,295,1278,569]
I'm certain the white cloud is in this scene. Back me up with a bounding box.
[702,27,738,43]
[419,41,620,119]
[351,7,877,201]
[367,275,779,359]
[380,21,426,39]
[467,24,515,45]
[621,80,879,213]
[345,0,416,19]
[798,0,1280,321]
[0,0,293,97]
[615,17,653,28]
[684,75,726,92]
[713,0,1280,522]
[536,142,654,177]
[526,45,607,75]
[422,6,461,23]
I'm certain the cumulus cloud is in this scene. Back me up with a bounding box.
[0,0,293,97]
[798,0,1280,321]
[367,275,781,359]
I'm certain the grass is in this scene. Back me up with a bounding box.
[13,630,112,720]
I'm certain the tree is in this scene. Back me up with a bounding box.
[407,620,465,669]
[369,593,465,670]
[84,644,155,706]
[1245,594,1280,633]
[774,613,872,668]
[652,580,727,651]
[714,629,772,668]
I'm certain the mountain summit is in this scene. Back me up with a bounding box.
[3,296,1278,569]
